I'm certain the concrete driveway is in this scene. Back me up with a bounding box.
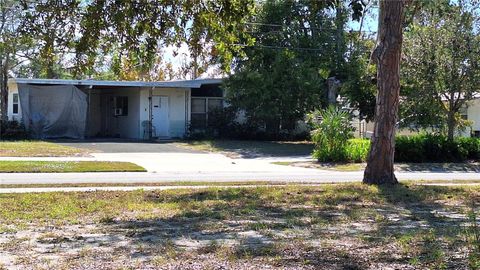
[54,139,199,153]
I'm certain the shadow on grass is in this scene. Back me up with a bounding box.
[396,163,480,173]
[93,185,473,268]
[105,188,371,269]
[187,140,314,158]
[376,184,471,267]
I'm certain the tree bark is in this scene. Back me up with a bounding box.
[363,0,406,185]
[447,109,455,141]
[0,54,9,138]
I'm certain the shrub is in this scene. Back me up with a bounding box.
[394,134,477,163]
[458,137,480,160]
[309,106,355,162]
[395,136,426,163]
[0,120,30,140]
[187,107,310,141]
[345,139,370,162]
[311,133,480,163]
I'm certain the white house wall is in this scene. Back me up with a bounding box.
[105,88,141,139]
[468,99,480,134]
[139,88,189,138]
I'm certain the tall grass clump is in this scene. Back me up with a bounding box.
[346,139,370,162]
[308,106,355,162]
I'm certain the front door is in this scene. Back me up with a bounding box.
[152,96,169,137]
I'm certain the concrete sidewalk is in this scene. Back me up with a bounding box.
[1,170,479,185]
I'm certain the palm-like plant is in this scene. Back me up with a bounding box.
[309,106,355,162]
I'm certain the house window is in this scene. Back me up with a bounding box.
[114,96,128,116]
[208,98,223,111]
[12,93,19,114]
[460,106,468,120]
[191,97,224,128]
[191,98,207,128]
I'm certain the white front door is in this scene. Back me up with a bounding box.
[152,96,169,137]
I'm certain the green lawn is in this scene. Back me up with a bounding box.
[0,161,145,173]
[176,139,314,158]
[0,183,479,269]
[0,141,90,157]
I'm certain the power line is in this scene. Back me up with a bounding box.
[244,22,377,33]
[225,42,372,53]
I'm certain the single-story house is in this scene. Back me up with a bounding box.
[7,78,225,139]
[353,95,480,138]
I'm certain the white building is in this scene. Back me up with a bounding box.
[7,78,224,139]
[466,97,480,137]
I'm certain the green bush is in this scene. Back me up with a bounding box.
[353,135,480,163]
[458,137,480,160]
[345,139,370,162]
[311,134,480,163]
[309,106,355,162]
[1,120,30,140]
[395,135,478,162]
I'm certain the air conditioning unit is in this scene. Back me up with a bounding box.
[114,108,123,116]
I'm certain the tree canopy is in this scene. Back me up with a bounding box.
[401,0,480,139]
[224,0,371,135]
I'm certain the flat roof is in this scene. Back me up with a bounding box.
[10,78,223,89]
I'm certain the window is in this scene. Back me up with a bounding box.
[191,98,206,114]
[460,106,468,120]
[208,98,223,111]
[191,98,207,128]
[190,97,224,129]
[12,93,19,114]
[114,96,128,116]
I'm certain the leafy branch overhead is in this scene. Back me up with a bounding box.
[74,0,256,77]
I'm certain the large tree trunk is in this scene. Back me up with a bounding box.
[363,0,406,185]
[446,109,455,141]
[0,54,9,126]
[0,65,7,139]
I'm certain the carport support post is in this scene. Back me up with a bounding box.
[87,86,92,138]
[149,87,154,140]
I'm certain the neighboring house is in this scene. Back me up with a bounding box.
[7,78,224,139]
[465,96,480,137]
[352,95,480,138]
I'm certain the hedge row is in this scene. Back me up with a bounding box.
[395,135,480,162]
[318,135,480,163]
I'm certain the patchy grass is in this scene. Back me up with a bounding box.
[0,183,479,269]
[0,181,293,189]
[0,161,145,173]
[176,139,313,158]
[0,141,90,157]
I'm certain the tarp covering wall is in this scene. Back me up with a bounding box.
[18,84,88,139]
